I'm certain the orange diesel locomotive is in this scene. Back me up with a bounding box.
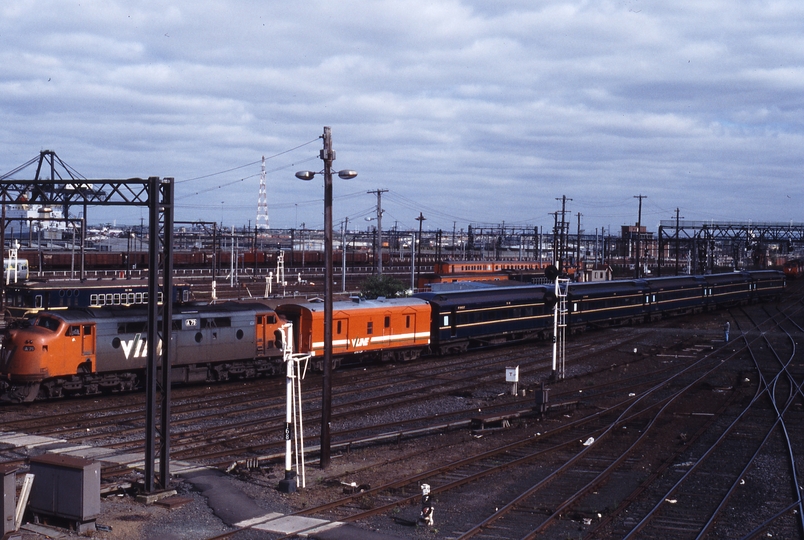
[0,301,287,402]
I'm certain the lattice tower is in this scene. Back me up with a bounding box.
[256,155,269,230]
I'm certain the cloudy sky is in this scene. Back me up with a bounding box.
[2,1,802,235]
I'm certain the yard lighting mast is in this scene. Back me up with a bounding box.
[295,127,357,469]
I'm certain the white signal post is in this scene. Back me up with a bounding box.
[551,270,569,381]
[278,323,310,493]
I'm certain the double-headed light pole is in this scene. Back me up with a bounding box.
[295,126,357,468]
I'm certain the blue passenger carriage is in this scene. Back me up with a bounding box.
[414,285,554,354]
[748,270,786,301]
[4,278,194,321]
[642,275,707,320]
[565,280,649,329]
[701,272,754,309]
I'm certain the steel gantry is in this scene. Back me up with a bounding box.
[0,150,174,493]
[657,220,804,275]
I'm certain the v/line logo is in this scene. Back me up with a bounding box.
[351,337,370,347]
[121,333,163,359]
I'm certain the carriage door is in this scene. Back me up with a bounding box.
[405,312,417,342]
[332,317,347,352]
[256,314,267,355]
[383,312,392,340]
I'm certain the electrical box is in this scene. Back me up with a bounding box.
[28,454,100,527]
[1,463,17,535]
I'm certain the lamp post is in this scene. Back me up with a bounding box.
[295,126,357,469]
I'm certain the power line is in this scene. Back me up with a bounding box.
[176,137,320,183]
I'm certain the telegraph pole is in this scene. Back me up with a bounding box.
[550,212,559,268]
[576,212,582,278]
[368,189,388,275]
[634,194,647,278]
[416,212,426,288]
[675,208,684,275]
[452,221,456,257]
[555,196,571,273]
[341,217,348,292]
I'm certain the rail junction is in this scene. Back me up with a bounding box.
[0,280,802,538]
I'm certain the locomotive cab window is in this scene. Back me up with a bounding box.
[67,325,80,336]
[37,316,60,332]
[384,316,390,328]
[367,321,373,335]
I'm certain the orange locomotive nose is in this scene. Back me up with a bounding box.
[4,329,48,383]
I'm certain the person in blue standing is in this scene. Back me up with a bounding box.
[724,321,730,343]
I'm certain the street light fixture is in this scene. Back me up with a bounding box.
[295,126,357,469]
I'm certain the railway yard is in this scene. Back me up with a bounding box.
[2,279,804,539]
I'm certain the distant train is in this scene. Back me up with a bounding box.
[433,260,549,274]
[12,248,381,272]
[783,259,804,279]
[0,269,785,402]
[3,278,195,321]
